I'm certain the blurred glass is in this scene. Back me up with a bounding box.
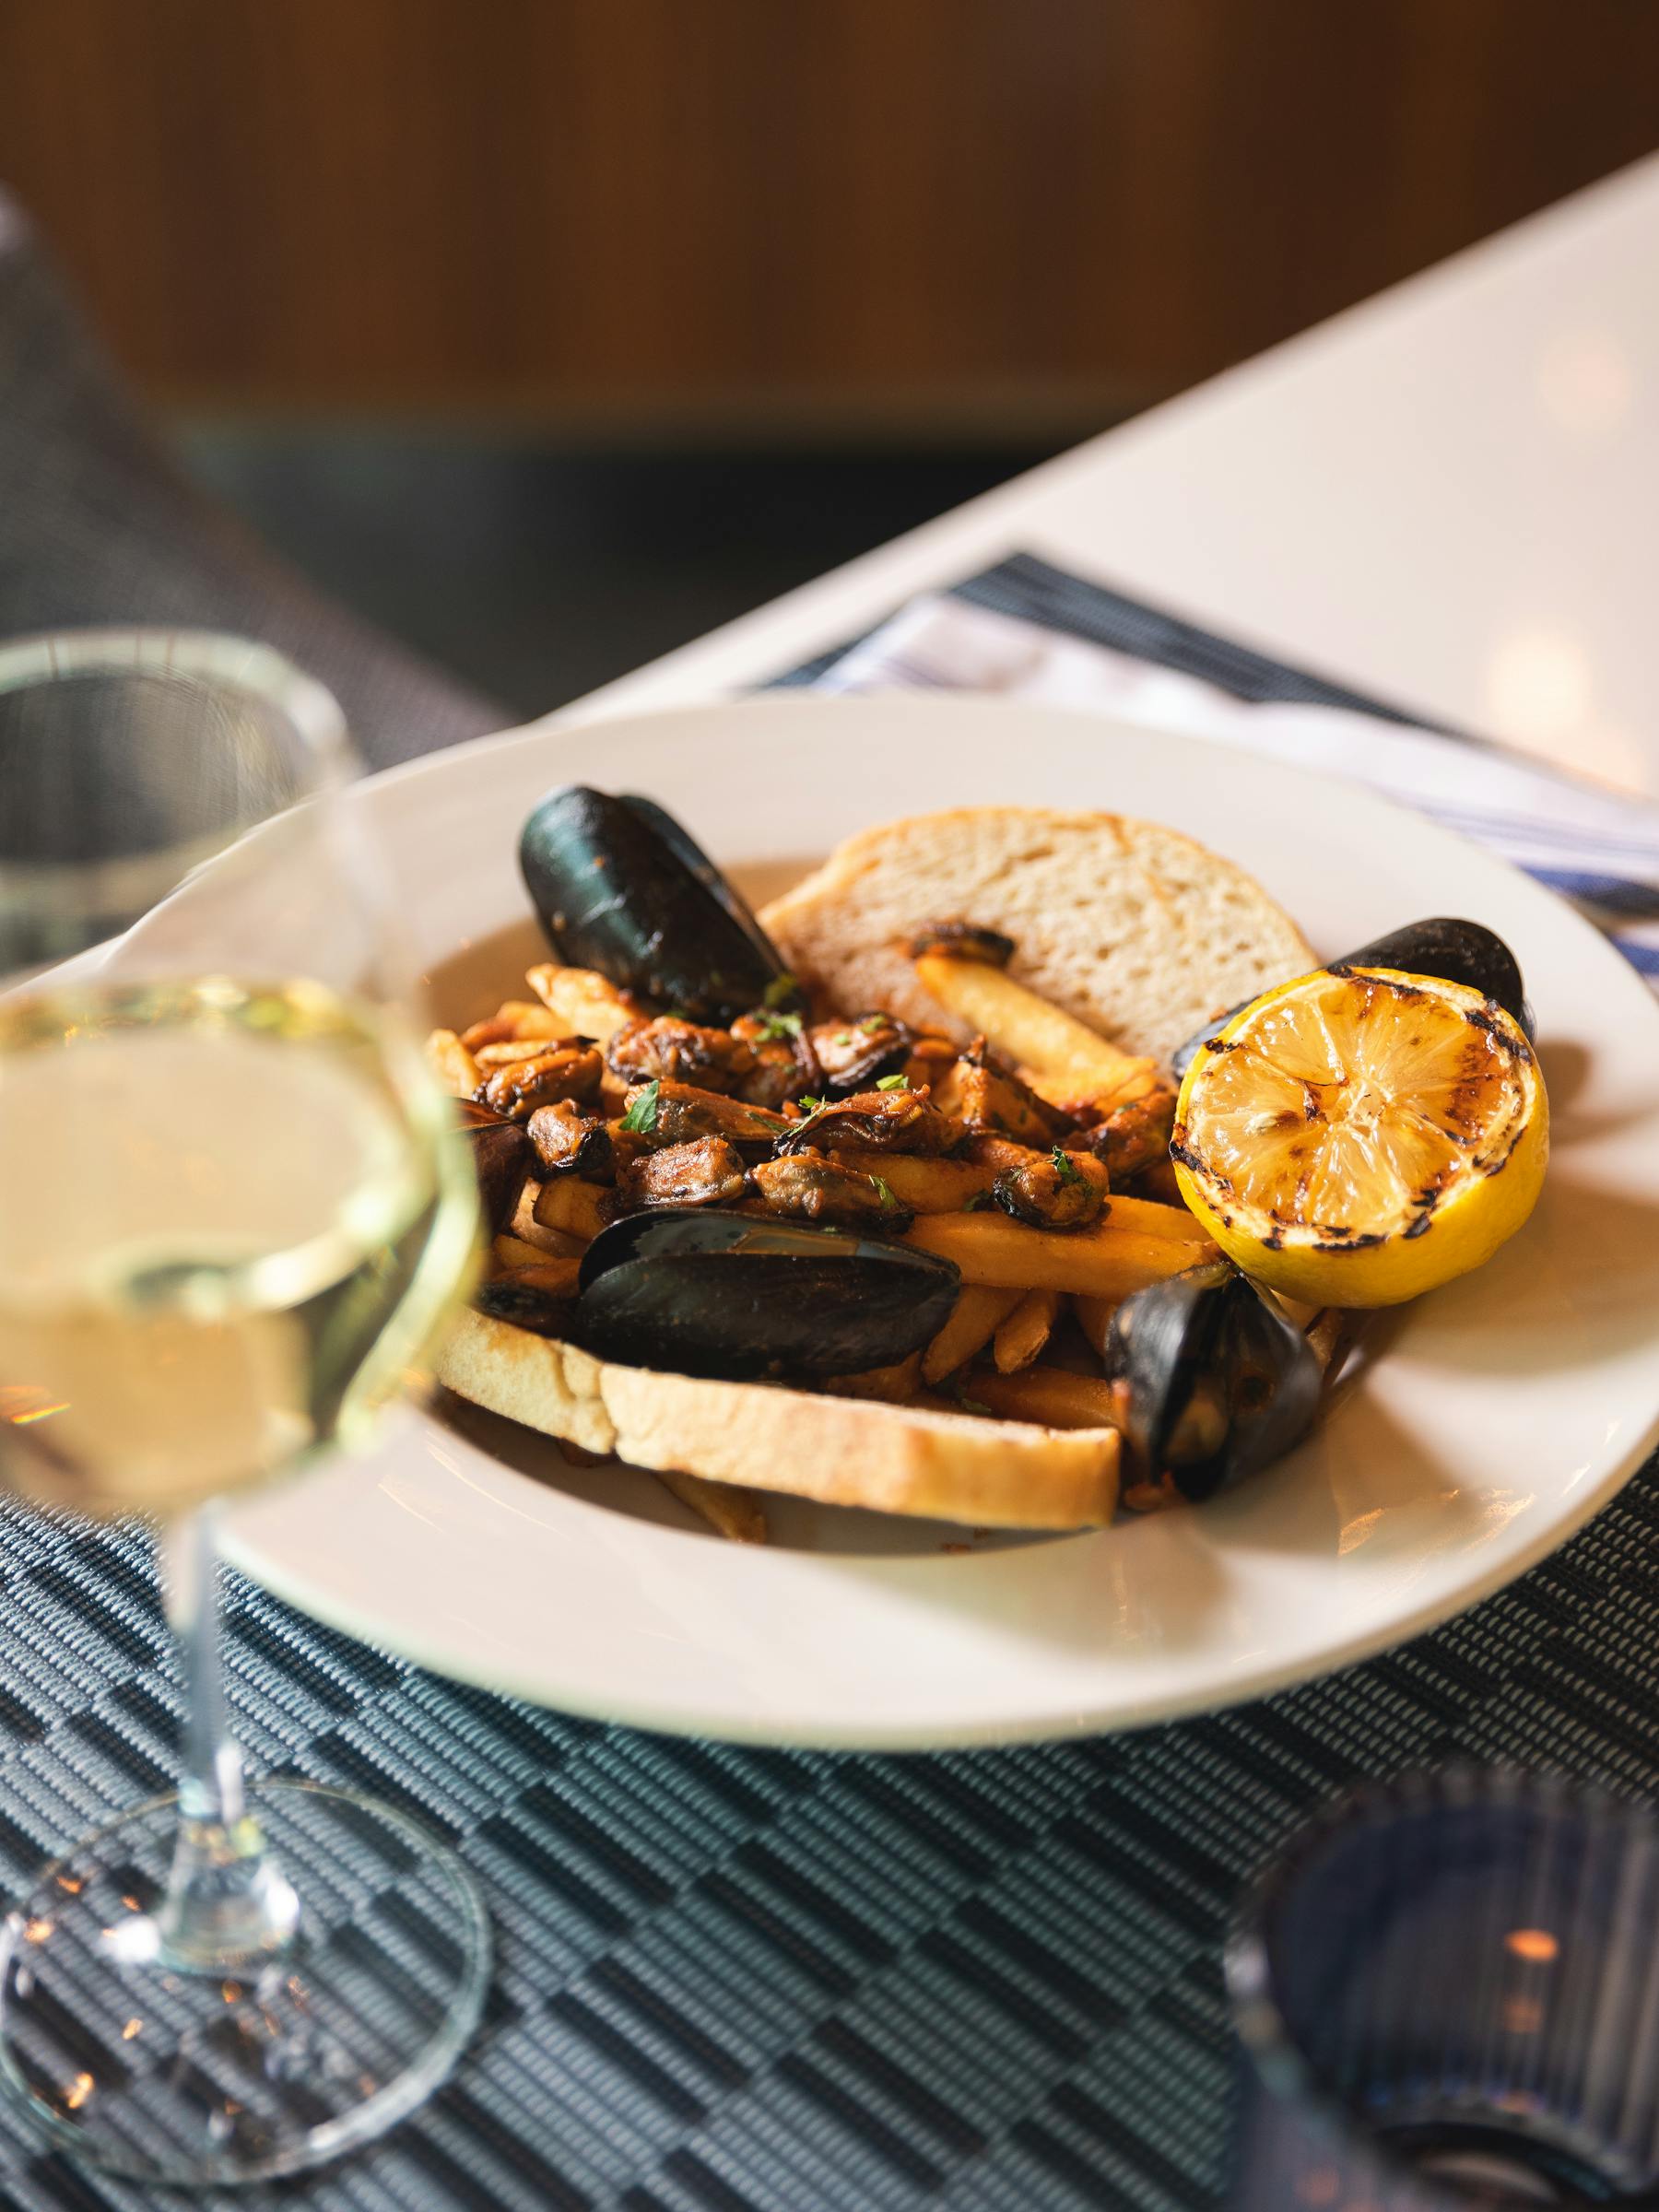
[0,629,344,974]
[0,631,486,2184]
[1228,1769,1659,2208]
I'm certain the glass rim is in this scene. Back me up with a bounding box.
[1224,1763,1659,2198]
[0,627,349,762]
[0,628,354,935]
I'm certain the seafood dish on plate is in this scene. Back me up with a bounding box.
[427,784,1548,1544]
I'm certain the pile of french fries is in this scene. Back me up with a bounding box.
[429,945,1347,1542]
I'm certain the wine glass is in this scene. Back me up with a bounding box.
[0,630,488,2183]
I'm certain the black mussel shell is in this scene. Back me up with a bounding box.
[570,1206,959,1382]
[1171,915,1531,1077]
[1330,918,1531,1035]
[476,1276,576,1337]
[455,1097,533,1235]
[1105,1262,1321,1501]
[520,785,795,1024]
[618,794,786,982]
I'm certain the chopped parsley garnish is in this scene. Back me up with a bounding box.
[869,1174,897,1211]
[832,1030,853,1046]
[955,1390,993,1417]
[858,1015,888,1033]
[876,1073,909,1091]
[620,1078,661,1135]
[757,1009,803,1041]
[797,1094,827,1117]
[1052,1145,1084,1184]
[962,1190,994,1212]
[763,972,798,1009]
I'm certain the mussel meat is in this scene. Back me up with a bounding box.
[774,1087,953,1157]
[906,921,1017,966]
[1171,916,1531,1077]
[569,1207,959,1381]
[617,1136,750,1210]
[992,1147,1110,1230]
[750,1152,914,1233]
[520,784,797,1024]
[526,1100,615,1182]
[1103,1260,1321,1502]
[607,1015,759,1095]
[626,1077,793,1156]
[807,1015,913,1095]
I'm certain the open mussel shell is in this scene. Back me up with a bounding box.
[454,1097,533,1235]
[1105,1261,1322,1502]
[570,1206,960,1382]
[520,784,795,1024]
[1171,915,1532,1077]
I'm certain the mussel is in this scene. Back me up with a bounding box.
[455,1097,533,1235]
[520,784,797,1025]
[569,1208,959,1381]
[1171,917,1532,1078]
[1103,1261,1322,1502]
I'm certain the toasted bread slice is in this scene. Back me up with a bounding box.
[439,1311,1119,1529]
[759,806,1314,1069]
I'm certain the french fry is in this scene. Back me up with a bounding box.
[913,953,1158,1104]
[993,1287,1062,1373]
[821,1352,922,1404]
[533,1177,613,1242]
[1099,1194,1212,1245]
[462,1000,568,1053]
[970,1367,1124,1431]
[473,1039,557,1067]
[525,963,636,1044]
[902,1212,1214,1299]
[490,1253,582,1300]
[1021,1058,1160,1114]
[921,1285,1024,1384]
[492,1232,559,1272]
[461,1013,521,1052]
[426,1028,481,1098]
[1073,1294,1123,1358]
[837,1148,996,1214]
[653,1468,769,1544]
[509,1182,585,1255]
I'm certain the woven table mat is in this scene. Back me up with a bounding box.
[2,560,1654,2212]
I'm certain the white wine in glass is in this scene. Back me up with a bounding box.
[0,634,488,2185]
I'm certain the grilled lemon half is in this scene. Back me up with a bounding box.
[1171,966,1547,1307]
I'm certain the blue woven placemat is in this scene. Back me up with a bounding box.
[3,559,1654,2212]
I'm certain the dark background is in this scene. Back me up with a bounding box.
[5,0,1658,715]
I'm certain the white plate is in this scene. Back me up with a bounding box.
[204,695,1659,1750]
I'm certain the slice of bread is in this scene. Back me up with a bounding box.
[439,1311,1120,1529]
[759,806,1314,1069]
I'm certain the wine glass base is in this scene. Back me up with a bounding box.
[0,1780,489,2186]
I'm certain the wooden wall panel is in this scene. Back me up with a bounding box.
[0,0,1655,427]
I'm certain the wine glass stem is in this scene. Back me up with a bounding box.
[153,1507,299,1973]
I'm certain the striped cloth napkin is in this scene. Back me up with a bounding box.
[811,589,1659,989]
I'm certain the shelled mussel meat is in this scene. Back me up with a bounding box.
[993,1147,1110,1230]
[520,783,798,1024]
[775,1086,953,1157]
[750,1153,913,1232]
[570,1208,959,1381]
[807,1014,912,1095]
[1103,1261,1321,1502]
[1171,916,1532,1077]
